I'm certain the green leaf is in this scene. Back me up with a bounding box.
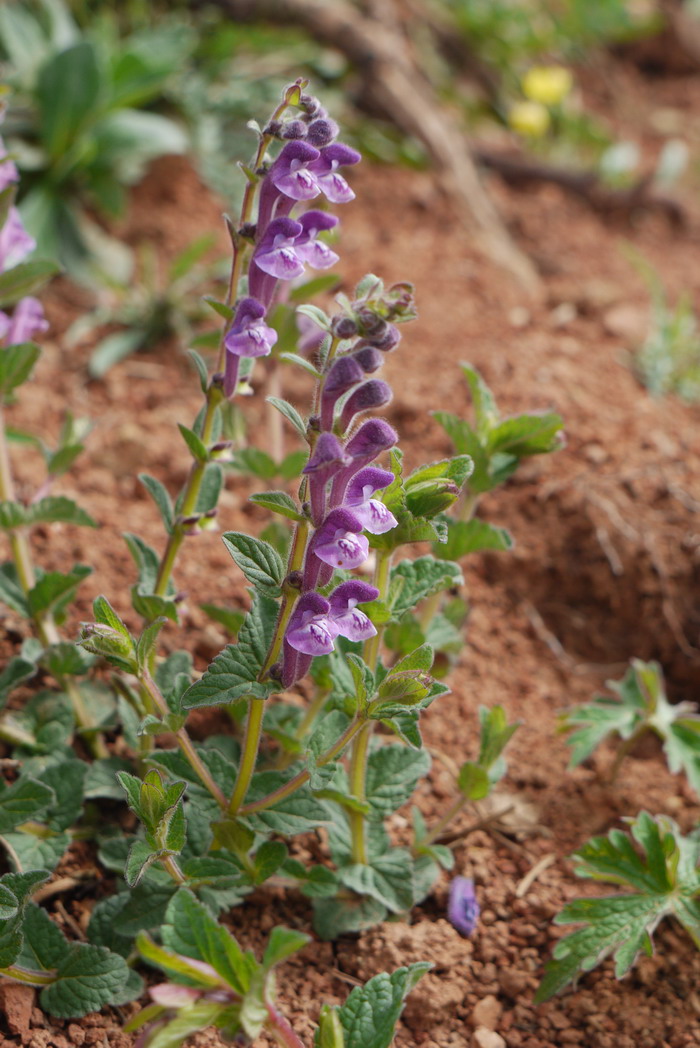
[262,926,310,971]
[389,557,463,620]
[200,603,245,636]
[0,654,38,706]
[488,412,564,458]
[461,362,498,436]
[125,840,161,887]
[477,705,520,778]
[313,895,388,939]
[196,463,223,514]
[139,474,174,533]
[178,423,208,462]
[251,840,288,885]
[37,760,86,830]
[365,746,431,820]
[439,519,513,559]
[249,490,304,522]
[432,412,491,492]
[37,40,103,159]
[0,260,61,309]
[0,563,29,616]
[183,593,279,708]
[222,532,284,597]
[41,941,130,1018]
[279,450,307,481]
[163,889,255,994]
[0,502,27,529]
[280,351,323,378]
[89,330,146,378]
[27,497,96,529]
[203,295,233,321]
[266,396,307,438]
[245,773,331,836]
[335,963,431,1048]
[187,349,210,393]
[457,762,490,800]
[230,447,278,479]
[338,849,415,913]
[0,871,50,968]
[136,618,166,671]
[27,565,91,620]
[537,812,700,1001]
[0,776,54,833]
[0,342,41,396]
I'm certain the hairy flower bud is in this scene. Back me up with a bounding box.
[320,356,364,430]
[339,379,393,431]
[282,119,308,140]
[351,345,383,373]
[306,117,339,147]
[331,315,358,340]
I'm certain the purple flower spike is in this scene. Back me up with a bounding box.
[0,209,35,272]
[448,877,479,937]
[285,593,338,656]
[303,433,351,524]
[0,297,48,346]
[328,579,379,642]
[344,466,397,535]
[295,211,340,271]
[252,217,305,281]
[270,141,322,201]
[320,355,364,430]
[308,144,361,204]
[339,379,393,431]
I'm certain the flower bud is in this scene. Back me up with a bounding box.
[282,119,308,140]
[306,117,339,147]
[339,379,393,431]
[300,93,323,117]
[368,323,400,352]
[351,345,383,372]
[263,120,283,137]
[331,315,358,340]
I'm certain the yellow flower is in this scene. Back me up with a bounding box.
[522,66,573,107]
[508,101,550,138]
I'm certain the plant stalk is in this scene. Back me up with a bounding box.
[228,697,265,813]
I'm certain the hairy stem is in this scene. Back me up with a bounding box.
[265,997,306,1048]
[161,853,187,885]
[0,965,55,987]
[228,698,265,813]
[239,715,364,816]
[422,793,469,847]
[140,671,227,808]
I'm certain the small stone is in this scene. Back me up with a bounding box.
[509,307,530,328]
[471,1028,506,1048]
[471,995,503,1030]
[498,968,530,997]
[602,303,648,344]
[0,984,33,1037]
[549,302,577,327]
[67,1026,86,1047]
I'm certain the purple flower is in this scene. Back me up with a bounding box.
[252,217,305,281]
[320,355,364,430]
[0,297,48,346]
[344,466,397,534]
[448,877,479,937]
[0,209,35,272]
[305,507,369,591]
[315,526,369,571]
[308,144,361,204]
[285,593,338,656]
[294,211,339,270]
[339,379,393,431]
[270,141,322,201]
[306,118,339,148]
[223,298,277,397]
[327,580,379,642]
[352,346,383,373]
[330,418,399,506]
[303,433,351,524]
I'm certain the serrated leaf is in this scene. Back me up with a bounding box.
[245,772,331,835]
[222,532,284,597]
[537,812,700,1000]
[27,565,91,619]
[336,963,431,1048]
[37,760,86,830]
[440,519,513,559]
[365,746,431,820]
[163,889,255,994]
[28,497,96,529]
[389,557,463,620]
[183,593,279,707]
[249,490,304,522]
[0,776,54,833]
[488,412,564,457]
[266,395,307,438]
[313,895,388,939]
[339,849,415,913]
[0,563,29,616]
[262,926,310,971]
[139,474,174,532]
[230,447,278,479]
[40,943,131,1018]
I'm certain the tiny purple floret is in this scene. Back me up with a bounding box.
[294,210,340,270]
[270,141,322,201]
[309,143,361,204]
[328,579,379,642]
[253,217,305,281]
[448,877,479,937]
[0,209,35,272]
[285,593,338,656]
[344,466,397,534]
[0,297,48,346]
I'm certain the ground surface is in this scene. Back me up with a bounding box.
[3,57,700,1048]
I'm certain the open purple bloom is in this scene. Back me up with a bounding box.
[328,580,378,642]
[270,141,322,201]
[252,217,305,280]
[344,466,397,534]
[308,143,361,204]
[307,507,369,581]
[0,209,35,272]
[294,211,339,270]
[448,877,479,937]
[223,298,277,397]
[331,418,399,506]
[339,379,393,431]
[0,297,48,346]
[285,593,338,656]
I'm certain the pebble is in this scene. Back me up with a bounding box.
[471,995,502,1030]
[498,967,530,997]
[471,1028,506,1048]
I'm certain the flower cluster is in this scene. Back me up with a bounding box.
[223,96,360,399]
[278,272,419,687]
[0,123,48,346]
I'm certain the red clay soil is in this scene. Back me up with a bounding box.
[3,61,700,1048]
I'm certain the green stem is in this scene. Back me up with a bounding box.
[240,715,364,816]
[422,793,469,848]
[161,854,186,885]
[608,725,649,784]
[140,671,227,808]
[0,407,107,758]
[348,723,371,865]
[459,489,479,522]
[0,965,55,987]
[228,698,265,814]
[153,392,219,601]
